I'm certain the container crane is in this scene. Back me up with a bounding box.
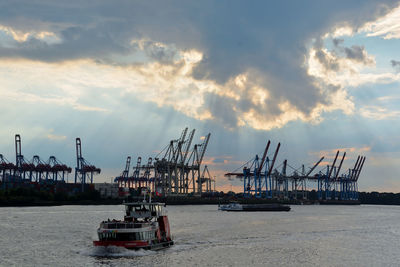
[48,156,72,182]
[74,138,101,191]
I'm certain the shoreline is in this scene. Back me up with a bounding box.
[0,198,366,207]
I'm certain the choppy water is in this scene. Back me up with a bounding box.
[1,204,400,266]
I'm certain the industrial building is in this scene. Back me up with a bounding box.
[93,183,119,199]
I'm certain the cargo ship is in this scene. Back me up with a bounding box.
[93,201,174,250]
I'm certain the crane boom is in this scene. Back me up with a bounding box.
[76,138,82,169]
[267,143,280,177]
[198,133,211,166]
[15,134,23,168]
[182,129,195,164]
[334,152,346,179]
[257,140,271,176]
[305,156,324,176]
[355,156,366,181]
[327,150,339,179]
[174,128,188,163]
[349,156,361,180]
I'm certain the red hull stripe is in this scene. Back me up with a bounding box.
[93,240,149,248]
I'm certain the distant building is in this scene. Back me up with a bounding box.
[94,183,119,199]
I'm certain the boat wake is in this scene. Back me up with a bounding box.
[81,246,156,257]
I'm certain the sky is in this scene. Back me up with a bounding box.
[1,0,400,192]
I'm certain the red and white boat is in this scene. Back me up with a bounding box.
[93,201,174,250]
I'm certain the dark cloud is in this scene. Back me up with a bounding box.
[329,39,374,67]
[315,49,340,71]
[315,39,374,74]
[344,45,373,64]
[391,60,400,68]
[333,38,344,47]
[134,41,178,64]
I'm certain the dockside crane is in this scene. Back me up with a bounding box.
[266,142,280,198]
[124,156,131,187]
[292,156,325,199]
[47,156,72,182]
[132,157,142,188]
[199,165,214,193]
[114,156,131,187]
[226,140,281,198]
[172,128,188,193]
[14,134,35,181]
[32,155,51,182]
[317,150,339,200]
[189,133,211,194]
[0,154,15,185]
[180,129,195,193]
[142,157,153,190]
[156,128,188,194]
[113,128,211,197]
[74,138,101,191]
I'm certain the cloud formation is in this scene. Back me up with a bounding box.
[360,106,400,120]
[0,1,399,131]
[362,4,400,39]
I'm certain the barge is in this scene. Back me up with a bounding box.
[219,202,290,212]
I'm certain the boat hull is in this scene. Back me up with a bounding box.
[93,240,174,250]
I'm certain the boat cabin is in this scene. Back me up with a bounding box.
[124,202,166,222]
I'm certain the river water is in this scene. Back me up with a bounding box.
[0,204,399,266]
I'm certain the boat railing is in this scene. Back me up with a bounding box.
[101,221,152,229]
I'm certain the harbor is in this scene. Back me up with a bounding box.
[0,129,367,206]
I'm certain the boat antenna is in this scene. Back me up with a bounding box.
[149,188,152,203]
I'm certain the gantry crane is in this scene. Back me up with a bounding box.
[74,138,101,191]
